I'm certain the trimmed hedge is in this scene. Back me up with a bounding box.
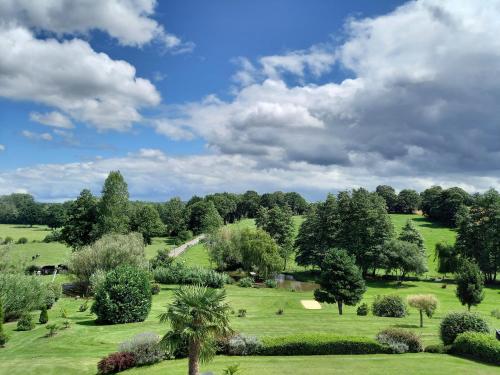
[259,334,391,356]
[451,332,500,366]
[440,311,489,345]
[424,343,451,354]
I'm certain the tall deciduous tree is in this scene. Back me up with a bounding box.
[314,248,366,315]
[384,239,427,281]
[61,189,98,249]
[455,259,484,311]
[188,201,223,235]
[130,205,165,244]
[375,185,398,213]
[397,189,421,213]
[434,242,459,276]
[160,285,232,375]
[97,171,130,236]
[160,197,188,236]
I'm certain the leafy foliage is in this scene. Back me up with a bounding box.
[376,328,423,353]
[372,295,408,318]
[119,332,166,366]
[153,263,228,288]
[455,259,484,310]
[407,294,438,327]
[61,189,98,249]
[226,334,262,355]
[16,312,35,331]
[129,205,164,244]
[356,303,369,316]
[0,273,45,321]
[440,311,490,345]
[451,332,500,365]
[96,171,130,236]
[434,242,459,275]
[97,352,136,375]
[91,265,152,324]
[39,306,48,324]
[314,248,366,315]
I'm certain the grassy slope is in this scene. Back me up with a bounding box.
[1,217,499,374]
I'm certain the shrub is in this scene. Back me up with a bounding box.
[62,320,71,329]
[153,263,228,288]
[237,309,247,318]
[357,303,369,316]
[45,323,59,337]
[150,248,175,269]
[372,295,408,318]
[60,308,68,319]
[276,308,284,315]
[119,332,165,366]
[176,230,193,244]
[46,282,62,302]
[89,269,107,294]
[0,273,45,321]
[451,332,500,365]
[238,277,253,288]
[264,279,277,288]
[227,334,262,355]
[376,328,423,353]
[39,306,48,324]
[43,230,63,243]
[69,233,148,288]
[424,343,450,354]
[91,265,152,324]
[491,308,500,319]
[0,297,9,346]
[78,300,89,312]
[16,237,28,244]
[97,352,136,375]
[260,334,391,355]
[151,283,161,295]
[440,311,490,345]
[223,364,241,375]
[16,313,35,331]
[3,236,13,244]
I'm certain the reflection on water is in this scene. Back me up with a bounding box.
[275,274,319,292]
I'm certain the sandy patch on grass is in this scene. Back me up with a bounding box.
[301,300,322,309]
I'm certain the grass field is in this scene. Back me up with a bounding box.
[1,216,499,374]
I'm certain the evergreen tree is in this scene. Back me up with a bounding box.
[314,248,366,315]
[455,259,484,311]
[61,189,98,249]
[256,205,294,269]
[398,219,425,253]
[39,306,48,324]
[97,171,130,236]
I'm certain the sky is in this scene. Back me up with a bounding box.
[0,0,499,202]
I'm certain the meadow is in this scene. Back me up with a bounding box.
[0,215,499,375]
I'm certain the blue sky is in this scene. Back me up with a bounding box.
[1,0,499,201]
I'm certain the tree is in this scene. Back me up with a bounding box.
[397,189,421,214]
[384,239,427,281]
[188,201,223,235]
[455,259,484,311]
[97,171,130,236]
[375,185,398,213]
[238,190,260,218]
[130,205,165,244]
[295,204,323,267]
[455,189,499,282]
[284,192,308,214]
[314,248,366,315]
[159,285,232,375]
[45,204,67,229]
[434,243,459,276]
[61,189,98,249]
[205,193,239,224]
[407,295,438,327]
[398,219,424,253]
[239,228,283,279]
[256,205,294,269]
[160,197,188,236]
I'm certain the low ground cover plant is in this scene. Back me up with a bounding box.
[119,332,166,366]
[225,334,262,356]
[97,352,136,375]
[440,311,490,345]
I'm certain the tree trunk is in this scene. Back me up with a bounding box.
[188,340,201,375]
[338,300,343,315]
[419,309,423,328]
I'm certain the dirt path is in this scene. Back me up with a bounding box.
[168,234,205,258]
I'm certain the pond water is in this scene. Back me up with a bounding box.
[275,274,319,292]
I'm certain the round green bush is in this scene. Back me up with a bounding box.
[440,311,489,345]
[91,265,152,324]
[264,279,277,288]
[16,237,28,244]
[376,328,423,353]
[372,295,408,318]
[150,283,161,295]
[356,303,369,316]
[39,306,48,324]
[17,313,35,331]
[451,332,500,365]
[238,277,253,288]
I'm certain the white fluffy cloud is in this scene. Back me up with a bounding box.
[0,25,160,131]
[0,149,498,201]
[0,0,193,51]
[163,0,500,182]
[0,144,4,151]
[30,111,74,129]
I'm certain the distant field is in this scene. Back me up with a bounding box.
[0,224,52,242]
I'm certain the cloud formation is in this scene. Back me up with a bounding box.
[0,0,193,51]
[21,130,53,141]
[164,0,500,182]
[30,111,74,129]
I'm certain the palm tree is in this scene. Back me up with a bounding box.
[159,285,232,375]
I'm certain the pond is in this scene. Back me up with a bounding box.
[275,273,319,292]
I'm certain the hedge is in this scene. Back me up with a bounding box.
[153,263,228,288]
[259,334,391,356]
[451,332,500,366]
